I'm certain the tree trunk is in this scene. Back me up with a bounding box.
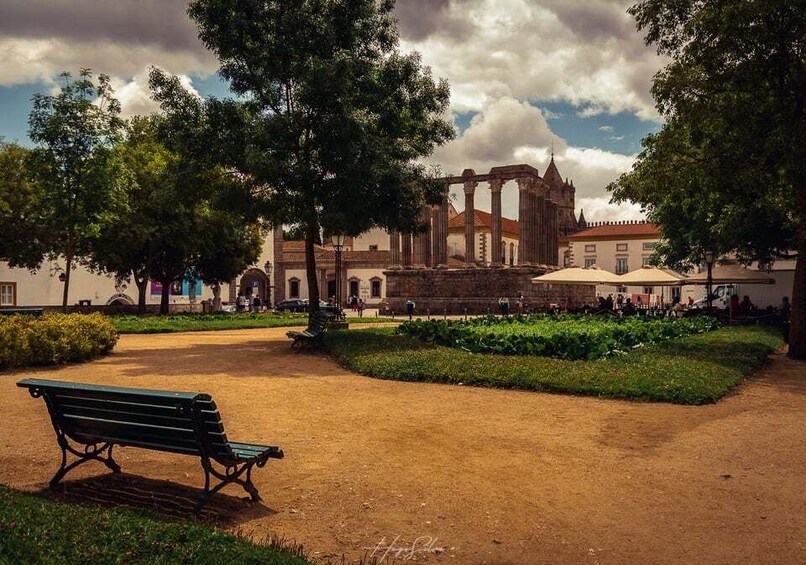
[160,280,171,315]
[788,185,806,359]
[61,253,73,313]
[305,221,320,317]
[212,283,222,312]
[135,276,148,314]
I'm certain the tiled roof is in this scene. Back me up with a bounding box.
[567,222,660,240]
[448,210,520,236]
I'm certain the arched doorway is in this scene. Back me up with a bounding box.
[239,268,270,307]
[106,293,134,306]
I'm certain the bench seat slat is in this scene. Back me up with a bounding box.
[71,432,202,456]
[56,403,226,431]
[52,395,192,417]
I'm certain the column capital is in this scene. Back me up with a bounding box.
[516,178,531,191]
[488,179,504,193]
[463,181,479,195]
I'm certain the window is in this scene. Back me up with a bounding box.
[349,279,360,298]
[584,244,596,253]
[368,244,379,251]
[643,242,657,251]
[584,257,596,268]
[617,286,628,294]
[642,256,651,266]
[370,278,382,298]
[563,252,571,267]
[0,282,16,306]
[616,243,628,252]
[289,278,300,298]
[615,258,628,275]
[170,281,184,295]
[509,243,515,266]
[643,286,654,295]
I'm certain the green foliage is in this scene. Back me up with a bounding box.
[111,312,390,334]
[0,313,118,369]
[610,0,806,357]
[326,326,784,405]
[0,142,47,267]
[0,485,310,564]
[151,0,454,311]
[25,70,124,310]
[398,315,719,360]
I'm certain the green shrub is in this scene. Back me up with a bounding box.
[398,314,720,360]
[0,313,118,369]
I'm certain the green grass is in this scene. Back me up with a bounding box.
[0,485,310,564]
[112,312,393,334]
[325,325,785,405]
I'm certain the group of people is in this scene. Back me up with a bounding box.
[235,292,262,312]
[348,295,367,317]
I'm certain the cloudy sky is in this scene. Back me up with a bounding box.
[0,0,664,221]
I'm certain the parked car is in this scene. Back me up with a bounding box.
[275,299,309,313]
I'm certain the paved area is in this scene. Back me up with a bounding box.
[1,327,805,564]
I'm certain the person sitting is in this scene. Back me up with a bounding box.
[739,295,754,312]
[622,297,636,315]
[730,294,740,314]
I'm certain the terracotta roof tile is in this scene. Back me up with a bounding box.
[567,222,659,239]
[448,210,520,236]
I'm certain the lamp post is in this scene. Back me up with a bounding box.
[264,260,273,308]
[331,234,345,318]
[704,250,715,310]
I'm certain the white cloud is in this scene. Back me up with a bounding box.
[598,125,614,132]
[430,97,639,220]
[576,196,645,222]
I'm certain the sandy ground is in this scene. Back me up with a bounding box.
[2,326,806,565]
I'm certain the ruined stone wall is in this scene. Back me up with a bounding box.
[384,267,596,314]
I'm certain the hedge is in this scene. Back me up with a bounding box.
[0,313,118,369]
[398,314,720,360]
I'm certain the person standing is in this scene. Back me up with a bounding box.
[358,298,365,318]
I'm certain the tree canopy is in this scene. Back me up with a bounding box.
[151,0,454,313]
[25,70,124,310]
[609,0,806,358]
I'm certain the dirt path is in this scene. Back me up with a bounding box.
[2,327,805,564]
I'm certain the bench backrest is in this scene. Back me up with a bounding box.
[306,311,331,334]
[17,378,236,464]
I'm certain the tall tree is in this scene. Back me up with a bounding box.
[0,142,47,267]
[609,0,806,358]
[151,0,454,315]
[93,116,261,314]
[27,70,124,311]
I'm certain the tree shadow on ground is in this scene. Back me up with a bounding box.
[97,339,341,379]
[39,472,277,525]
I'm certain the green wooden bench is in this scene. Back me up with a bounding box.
[286,311,332,350]
[17,378,284,512]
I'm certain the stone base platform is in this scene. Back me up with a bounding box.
[383,266,595,315]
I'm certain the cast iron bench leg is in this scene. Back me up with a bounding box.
[50,438,121,488]
[195,458,263,513]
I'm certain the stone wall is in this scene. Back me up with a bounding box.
[383,266,596,314]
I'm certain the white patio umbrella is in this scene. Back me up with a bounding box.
[531,265,620,286]
[684,263,775,285]
[615,266,688,286]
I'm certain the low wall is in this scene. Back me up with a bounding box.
[383,266,596,314]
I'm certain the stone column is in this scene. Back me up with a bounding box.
[420,208,432,268]
[402,234,412,267]
[439,202,450,266]
[389,231,401,268]
[529,185,538,264]
[464,180,478,265]
[550,202,559,265]
[535,196,548,264]
[489,179,503,266]
[412,228,425,268]
[431,207,440,268]
[517,178,530,265]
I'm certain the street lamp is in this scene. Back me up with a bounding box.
[331,234,345,317]
[704,250,715,310]
[264,260,273,307]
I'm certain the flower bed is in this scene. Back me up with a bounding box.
[0,313,118,369]
[398,314,719,360]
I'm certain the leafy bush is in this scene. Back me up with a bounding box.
[398,314,720,360]
[0,313,118,369]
